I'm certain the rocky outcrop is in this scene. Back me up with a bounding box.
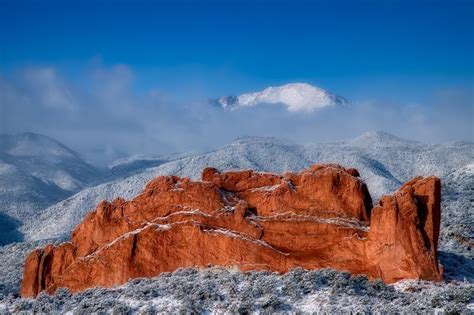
[21,164,443,297]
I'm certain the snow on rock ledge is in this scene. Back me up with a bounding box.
[20,164,443,297]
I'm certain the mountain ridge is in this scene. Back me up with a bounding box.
[0,132,80,159]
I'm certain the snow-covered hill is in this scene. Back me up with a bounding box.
[211,83,348,112]
[0,133,102,244]
[0,133,101,191]
[21,132,474,242]
[439,163,474,255]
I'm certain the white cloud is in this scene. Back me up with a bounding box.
[23,67,77,111]
[0,64,472,165]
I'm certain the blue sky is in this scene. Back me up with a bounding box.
[0,0,473,163]
[1,0,473,101]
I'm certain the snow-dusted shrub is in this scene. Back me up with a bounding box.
[31,291,54,313]
[110,303,132,315]
[430,285,473,313]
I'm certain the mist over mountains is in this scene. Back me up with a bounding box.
[2,67,472,165]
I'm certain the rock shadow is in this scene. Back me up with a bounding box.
[438,250,474,282]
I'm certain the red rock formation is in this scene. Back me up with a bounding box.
[20,164,443,297]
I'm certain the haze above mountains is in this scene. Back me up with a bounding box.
[3,77,472,165]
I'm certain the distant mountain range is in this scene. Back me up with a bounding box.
[210,83,348,112]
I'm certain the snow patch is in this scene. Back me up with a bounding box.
[254,212,369,231]
[203,227,289,256]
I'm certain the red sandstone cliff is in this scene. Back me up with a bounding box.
[21,164,443,297]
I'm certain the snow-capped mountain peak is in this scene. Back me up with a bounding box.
[213,83,348,112]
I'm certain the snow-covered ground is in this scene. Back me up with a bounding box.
[0,268,472,314]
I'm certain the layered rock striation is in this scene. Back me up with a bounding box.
[21,164,443,297]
